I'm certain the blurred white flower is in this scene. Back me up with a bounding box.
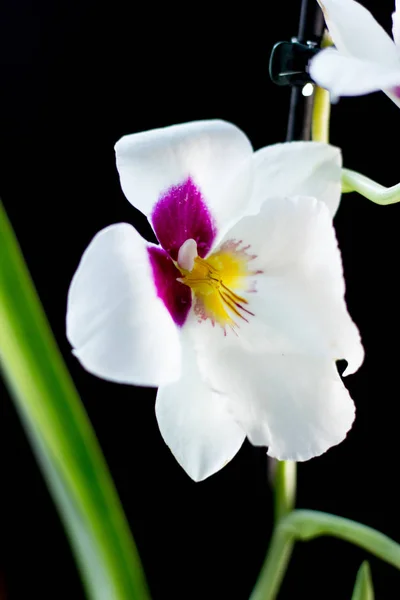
[310,0,400,107]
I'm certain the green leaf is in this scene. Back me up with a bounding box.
[0,201,150,600]
[351,562,374,600]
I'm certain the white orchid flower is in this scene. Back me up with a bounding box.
[309,0,400,107]
[66,120,363,481]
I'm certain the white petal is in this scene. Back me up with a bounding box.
[250,196,363,375]
[186,196,361,462]
[310,47,400,98]
[67,224,181,386]
[192,196,363,376]
[196,349,355,462]
[115,120,253,230]
[155,341,245,481]
[319,0,399,65]
[249,141,342,216]
[393,1,400,46]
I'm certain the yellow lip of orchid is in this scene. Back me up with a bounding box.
[176,238,259,331]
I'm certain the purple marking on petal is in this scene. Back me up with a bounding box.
[148,246,192,327]
[393,85,400,98]
[151,177,217,261]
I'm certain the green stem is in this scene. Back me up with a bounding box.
[311,84,330,143]
[284,510,400,568]
[311,30,332,144]
[259,459,296,600]
[250,510,400,600]
[250,526,294,600]
[342,168,400,205]
[0,201,150,600]
[273,460,297,523]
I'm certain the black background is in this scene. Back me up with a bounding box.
[1,0,400,598]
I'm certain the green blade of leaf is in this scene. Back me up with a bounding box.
[19,410,117,600]
[0,201,150,600]
[351,561,374,600]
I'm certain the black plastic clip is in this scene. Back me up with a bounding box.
[269,40,320,87]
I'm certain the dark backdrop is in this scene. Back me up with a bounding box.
[1,1,399,598]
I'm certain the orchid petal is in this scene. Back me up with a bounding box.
[190,194,361,460]
[147,246,192,326]
[191,197,364,408]
[319,0,399,65]
[156,341,245,481]
[217,196,363,374]
[151,176,217,260]
[67,224,182,386]
[310,47,400,98]
[249,141,342,216]
[115,120,253,245]
[196,350,355,462]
